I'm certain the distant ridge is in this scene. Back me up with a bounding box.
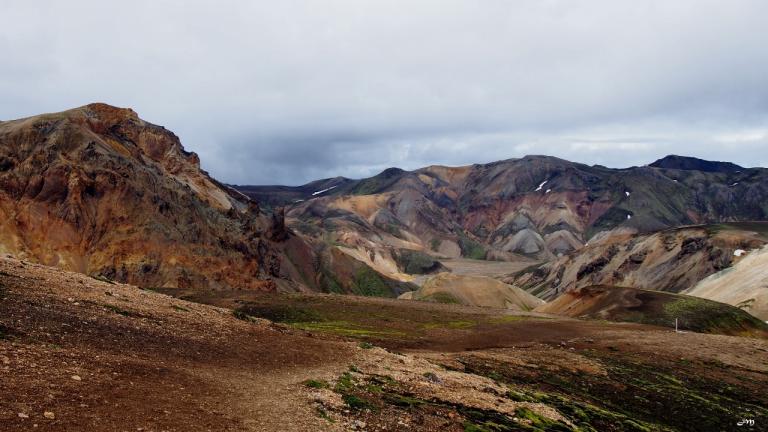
[649,155,744,173]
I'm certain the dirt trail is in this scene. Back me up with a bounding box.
[0,256,353,431]
[195,364,348,432]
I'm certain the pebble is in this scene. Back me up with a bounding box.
[71,375,82,381]
[43,411,55,419]
[18,413,29,419]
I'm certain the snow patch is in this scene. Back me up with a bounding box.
[625,191,630,197]
[734,249,746,257]
[731,182,739,186]
[545,189,551,194]
[311,185,338,196]
[627,214,632,220]
[535,180,548,192]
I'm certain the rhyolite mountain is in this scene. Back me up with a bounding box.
[236,155,768,271]
[504,223,768,301]
[0,103,415,296]
[0,103,306,290]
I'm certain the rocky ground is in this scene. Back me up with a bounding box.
[2,257,767,431]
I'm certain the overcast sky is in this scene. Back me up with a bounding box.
[2,1,767,185]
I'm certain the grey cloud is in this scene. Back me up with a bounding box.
[1,0,767,185]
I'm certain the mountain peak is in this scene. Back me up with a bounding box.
[649,155,743,173]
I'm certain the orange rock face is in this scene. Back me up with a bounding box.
[0,103,313,291]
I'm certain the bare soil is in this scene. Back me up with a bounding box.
[2,257,767,431]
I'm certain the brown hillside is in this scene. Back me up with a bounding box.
[0,103,317,291]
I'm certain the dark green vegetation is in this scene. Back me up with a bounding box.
[303,379,331,389]
[350,266,400,297]
[321,342,768,431]
[455,348,768,432]
[316,248,417,297]
[393,249,447,274]
[457,232,487,260]
[548,286,768,337]
[420,292,461,304]
[659,295,768,334]
[167,292,550,349]
[321,368,579,431]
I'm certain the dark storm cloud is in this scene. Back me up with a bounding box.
[1,0,767,185]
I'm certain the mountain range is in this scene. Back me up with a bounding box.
[2,103,768,318]
[239,154,768,262]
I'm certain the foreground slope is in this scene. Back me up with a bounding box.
[3,258,767,431]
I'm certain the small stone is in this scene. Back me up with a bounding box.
[18,413,29,419]
[43,411,55,419]
[71,375,81,381]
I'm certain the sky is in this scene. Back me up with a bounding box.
[1,1,767,185]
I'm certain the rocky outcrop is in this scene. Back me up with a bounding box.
[0,103,316,291]
[506,223,767,301]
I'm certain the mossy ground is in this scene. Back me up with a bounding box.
[229,294,544,344]
[454,348,768,432]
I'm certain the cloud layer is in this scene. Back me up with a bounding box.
[2,1,767,184]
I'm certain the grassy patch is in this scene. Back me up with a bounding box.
[394,249,445,274]
[351,266,396,297]
[342,393,376,411]
[171,305,190,312]
[382,393,427,408]
[423,320,476,330]
[458,233,487,260]
[456,350,767,432]
[233,304,323,323]
[291,321,407,339]
[316,407,335,423]
[421,292,461,304]
[304,379,331,389]
[659,295,768,335]
[486,315,540,324]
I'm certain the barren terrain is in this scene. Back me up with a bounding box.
[3,257,765,431]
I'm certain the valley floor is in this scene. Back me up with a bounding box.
[1,258,767,431]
